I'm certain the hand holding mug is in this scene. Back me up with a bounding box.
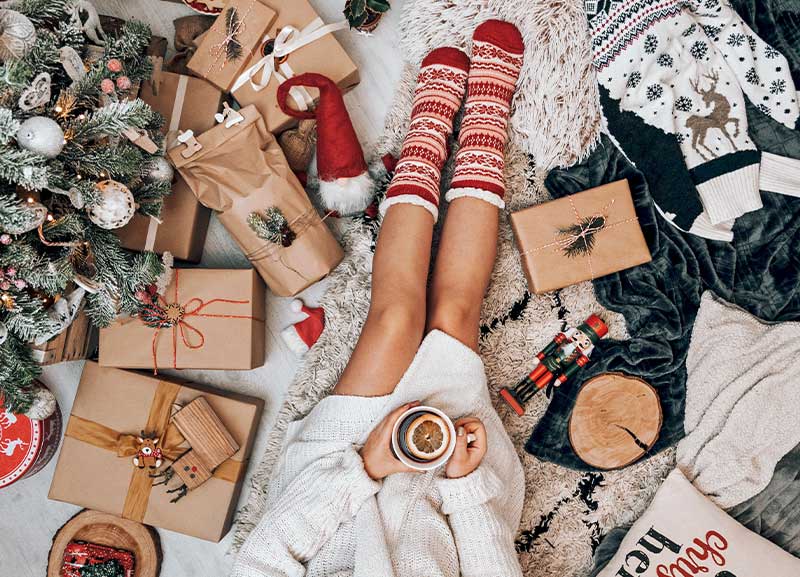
[445,417,487,479]
[361,401,421,480]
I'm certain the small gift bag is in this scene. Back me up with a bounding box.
[117,71,223,261]
[510,179,652,294]
[168,105,344,296]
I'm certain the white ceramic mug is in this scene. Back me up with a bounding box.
[391,405,475,471]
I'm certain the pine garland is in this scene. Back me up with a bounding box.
[247,207,295,247]
[0,6,166,413]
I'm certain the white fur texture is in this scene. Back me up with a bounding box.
[320,172,374,216]
[446,187,506,209]
[281,326,310,356]
[379,194,439,221]
[234,3,675,576]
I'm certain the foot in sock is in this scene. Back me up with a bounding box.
[447,20,524,209]
[380,47,470,220]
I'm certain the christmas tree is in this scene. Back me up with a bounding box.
[0,0,168,412]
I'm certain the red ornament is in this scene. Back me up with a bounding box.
[0,234,11,245]
[115,76,132,91]
[0,397,62,489]
[5,267,15,278]
[0,281,10,290]
[106,58,123,73]
[12,279,26,290]
[100,78,115,94]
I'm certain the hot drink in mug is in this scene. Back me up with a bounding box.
[391,406,476,471]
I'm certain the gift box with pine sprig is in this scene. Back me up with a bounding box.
[510,179,651,294]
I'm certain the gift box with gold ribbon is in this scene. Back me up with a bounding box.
[48,362,263,542]
[510,179,652,294]
[97,268,266,371]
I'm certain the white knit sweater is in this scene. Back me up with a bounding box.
[232,330,525,577]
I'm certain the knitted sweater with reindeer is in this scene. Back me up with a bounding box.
[585,0,800,240]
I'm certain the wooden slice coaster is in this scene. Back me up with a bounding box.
[569,372,662,470]
[47,509,162,577]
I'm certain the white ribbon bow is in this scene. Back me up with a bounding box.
[230,18,349,111]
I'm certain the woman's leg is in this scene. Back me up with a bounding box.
[334,47,470,396]
[427,20,525,350]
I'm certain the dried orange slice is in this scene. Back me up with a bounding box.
[405,413,449,460]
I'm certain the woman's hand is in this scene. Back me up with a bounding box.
[445,417,487,479]
[360,401,420,480]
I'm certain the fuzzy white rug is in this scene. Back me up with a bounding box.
[235,1,676,575]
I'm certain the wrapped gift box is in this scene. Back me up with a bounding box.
[510,179,652,294]
[116,71,224,261]
[49,362,264,542]
[188,0,359,133]
[168,106,343,296]
[29,308,97,366]
[98,268,266,371]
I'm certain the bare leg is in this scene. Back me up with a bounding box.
[333,205,434,396]
[426,198,499,351]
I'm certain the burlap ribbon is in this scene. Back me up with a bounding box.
[64,380,243,522]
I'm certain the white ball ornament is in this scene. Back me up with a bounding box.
[24,382,58,420]
[0,10,36,61]
[16,116,65,158]
[145,156,174,183]
[87,180,136,230]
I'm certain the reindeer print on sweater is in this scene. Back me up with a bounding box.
[584,0,800,238]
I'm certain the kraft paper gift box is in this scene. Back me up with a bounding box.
[98,268,266,371]
[48,362,264,542]
[116,71,224,261]
[168,105,344,296]
[189,0,359,133]
[510,179,652,294]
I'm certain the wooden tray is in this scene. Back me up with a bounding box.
[47,509,162,577]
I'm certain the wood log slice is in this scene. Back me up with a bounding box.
[569,372,662,470]
[47,509,162,577]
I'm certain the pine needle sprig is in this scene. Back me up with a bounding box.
[0,146,49,190]
[64,99,160,141]
[224,7,243,62]
[557,215,607,258]
[247,207,295,247]
[0,337,42,413]
[0,109,20,145]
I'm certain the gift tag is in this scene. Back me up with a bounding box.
[176,129,202,158]
[214,102,244,128]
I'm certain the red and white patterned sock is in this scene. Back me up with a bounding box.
[447,20,524,209]
[380,47,470,221]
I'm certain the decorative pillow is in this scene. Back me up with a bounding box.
[596,469,800,577]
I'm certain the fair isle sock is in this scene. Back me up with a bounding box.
[447,20,524,209]
[379,47,470,221]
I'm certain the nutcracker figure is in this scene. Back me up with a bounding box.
[500,314,608,415]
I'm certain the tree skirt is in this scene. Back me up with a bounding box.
[235,1,676,575]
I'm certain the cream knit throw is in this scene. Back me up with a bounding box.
[677,292,800,509]
[232,330,525,577]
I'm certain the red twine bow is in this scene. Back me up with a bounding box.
[138,269,254,374]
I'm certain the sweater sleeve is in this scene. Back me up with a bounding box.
[435,466,524,577]
[686,0,799,129]
[232,446,381,577]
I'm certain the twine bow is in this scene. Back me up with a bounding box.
[138,269,254,373]
[203,0,257,76]
[230,18,349,111]
[522,197,638,281]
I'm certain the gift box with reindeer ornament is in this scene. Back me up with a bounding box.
[510,179,652,294]
[48,362,263,541]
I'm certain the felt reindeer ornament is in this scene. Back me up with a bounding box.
[133,432,163,470]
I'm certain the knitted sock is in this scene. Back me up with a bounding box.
[379,47,470,220]
[446,20,524,209]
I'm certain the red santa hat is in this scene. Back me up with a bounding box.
[277,73,372,216]
[281,299,325,355]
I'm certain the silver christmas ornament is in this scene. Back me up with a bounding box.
[87,180,136,229]
[145,156,174,183]
[0,320,7,345]
[0,9,36,61]
[24,382,57,420]
[16,116,64,158]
